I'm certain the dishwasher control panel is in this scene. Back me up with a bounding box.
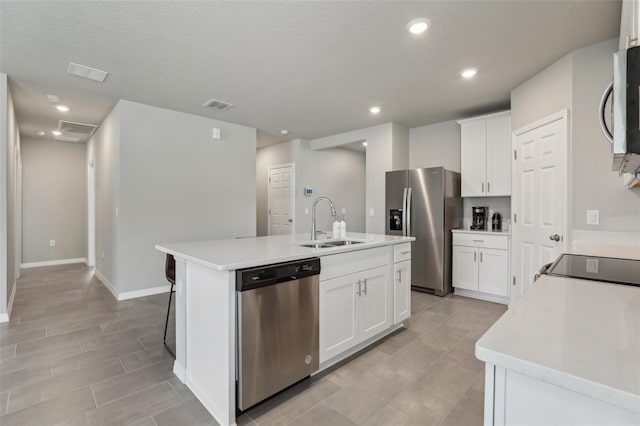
[236,258,321,291]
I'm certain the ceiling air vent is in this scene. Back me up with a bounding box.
[67,62,108,82]
[58,120,99,135]
[203,98,234,111]
[53,135,81,143]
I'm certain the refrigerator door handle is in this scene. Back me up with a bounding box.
[406,188,412,236]
[401,188,408,237]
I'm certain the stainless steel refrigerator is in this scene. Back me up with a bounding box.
[385,167,462,296]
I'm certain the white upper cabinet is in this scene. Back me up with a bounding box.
[619,0,639,50]
[458,111,512,197]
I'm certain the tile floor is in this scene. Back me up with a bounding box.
[0,264,507,426]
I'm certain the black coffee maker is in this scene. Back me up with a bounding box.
[471,206,488,230]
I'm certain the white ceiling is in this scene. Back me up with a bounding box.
[0,1,621,145]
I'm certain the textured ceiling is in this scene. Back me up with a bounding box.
[0,1,621,144]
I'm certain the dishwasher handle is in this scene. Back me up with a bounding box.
[236,258,321,291]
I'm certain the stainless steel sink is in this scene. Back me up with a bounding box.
[298,243,333,249]
[322,240,364,247]
[296,239,364,249]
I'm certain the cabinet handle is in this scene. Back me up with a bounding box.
[480,252,483,262]
[356,280,362,296]
[401,250,410,255]
[481,182,484,193]
[472,239,484,243]
[487,182,490,193]
[363,279,368,295]
[397,270,402,282]
[474,252,477,262]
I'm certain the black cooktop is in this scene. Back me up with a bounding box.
[546,254,640,287]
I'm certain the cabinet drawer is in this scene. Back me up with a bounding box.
[393,243,412,262]
[452,233,509,250]
[320,246,391,282]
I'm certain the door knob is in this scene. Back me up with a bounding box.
[288,219,293,223]
[549,234,561,241]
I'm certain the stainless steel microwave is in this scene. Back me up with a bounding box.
[600,45,640,175]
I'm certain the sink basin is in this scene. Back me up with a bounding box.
[297,243,333,249]
[322,240,364,247]
[296,239,364,249]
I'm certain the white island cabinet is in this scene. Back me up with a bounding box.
[156,232,413,426]
[476,274,640,425]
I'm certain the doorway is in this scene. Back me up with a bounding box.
[512,110,569,303]
[268,164,295,236]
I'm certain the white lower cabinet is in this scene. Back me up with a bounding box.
[393,259,411,323]
[320,266,391,363]
[452,233,509,304]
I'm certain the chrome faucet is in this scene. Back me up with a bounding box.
[311,196,337,240]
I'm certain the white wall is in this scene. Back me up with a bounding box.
[310,122,407,234]
[511,53,573,132]
[86,102,121,286]
[117,100,257,294]
[88,100,257,297]
[295,141,366,235]
[0,73,21,320]
[409,120,461,172]
[392,123,410,171]
[21,138,87,264]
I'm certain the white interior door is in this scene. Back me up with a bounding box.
[512,111,568,303]
[268,164,295,236]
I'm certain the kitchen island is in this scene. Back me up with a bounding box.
[476,272,640,425]
[156,232,414,426]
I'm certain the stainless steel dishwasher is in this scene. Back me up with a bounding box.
[236,257,320,411]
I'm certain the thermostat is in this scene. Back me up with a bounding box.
[304,187,313,196]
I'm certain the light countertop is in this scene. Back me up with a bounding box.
[156,232,414,271]
[475,274,640,413]
[452,228,511,236]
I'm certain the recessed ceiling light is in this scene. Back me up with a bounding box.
[56,105,70,112]
[369,106,381,115]
[461,68,478,79]
[406,18,430,34]
[281,130,289,135]
[37,131,46,136]
[51,130,62,136]
[362,142,368,147]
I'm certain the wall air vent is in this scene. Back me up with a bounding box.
[67,62,108,82]
[203,98,234,111]
[58,120,99,135]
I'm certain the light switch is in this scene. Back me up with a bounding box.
[341,208,346,214]
[369,208,375,217]
[212,128,221,140]
[304,208,309,215]
[49,240,56,247]
[586,210,599,225]
[586,258,599,274]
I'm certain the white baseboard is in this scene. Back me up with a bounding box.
[21,258,87,269]
[0,313,8,323]
[173,362,186,382]
[94,268,118,300]
[454,288,509,305]
[7,280,16,317]
[93,269,170,301]
[118,285,170,301]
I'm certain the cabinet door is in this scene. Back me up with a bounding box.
[478,248,509,297]
[393,260,411,324]
[360,266,391,341]
[319,273,360,363]
[486,115,512,196]
[460,120,487,197]
[453,246,478,291]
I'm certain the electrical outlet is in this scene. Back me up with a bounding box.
[304,208,309,215]
[341,208,346,214]
[586,210,600,225]
[369,208,375,217]
[49,240,56,247]
[101,250,105,260]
